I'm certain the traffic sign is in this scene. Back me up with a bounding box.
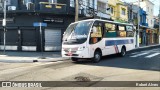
[2,19,6,26]
[33,22,47,27]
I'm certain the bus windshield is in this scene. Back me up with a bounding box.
[63,21,93,44]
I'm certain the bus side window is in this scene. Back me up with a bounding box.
[90,22,103,44]
[117,25,126,37]
[126,25,134,37]
[104,23,116,37]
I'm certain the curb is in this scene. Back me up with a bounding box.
[34,57,70,62]
[129,44,160,53]
[0,57,70,63]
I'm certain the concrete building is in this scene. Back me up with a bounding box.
[0,0,111,52]
[134,0,154,28]
[0,0,73,52]
[79,0,111,19]
[108,0,128,22]
[96,0,110,19]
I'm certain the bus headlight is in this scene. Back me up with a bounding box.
[78,46,85,51]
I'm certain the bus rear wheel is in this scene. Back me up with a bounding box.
[120,47,126,57]
[92,51,102,63]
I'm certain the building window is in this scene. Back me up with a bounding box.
[126,26,134,37]
[104,23,117,37]
[109,6,114,14]
[121,8,126,15]
[0,0,2,9]
[87,0,90,7]
[147,7,149,12]
[6,0,11,5]
[118,25,126,37]
[70,0,75,7]
[97,1,106,13]
[151,20,152,24]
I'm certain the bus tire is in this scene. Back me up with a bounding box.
[92,50,102,63]
[120,47,126,57]
[71,57,78,62]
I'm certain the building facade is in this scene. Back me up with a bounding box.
[139,0,157,44]
[139,8,149,45]
[96,0,110,19]
[153,16,160,43]
[78,0,111,19]
[134,0,154,28]
[0,0,78,52]
[108,0,128,23]
[0,0,111,52]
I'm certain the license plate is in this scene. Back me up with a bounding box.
[68,52,72,56]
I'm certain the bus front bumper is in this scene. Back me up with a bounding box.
[61,49,91,58]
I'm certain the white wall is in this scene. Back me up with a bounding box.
[140,0,154,28]
[79,0,111,19]
[97,0,111,19]
[79,0,95,17]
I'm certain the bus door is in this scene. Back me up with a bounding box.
[89,21,104,57]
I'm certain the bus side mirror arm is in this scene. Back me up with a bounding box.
[63,32,65,36]
[90,30,93,34]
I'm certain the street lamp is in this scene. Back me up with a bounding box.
[159,0,160,44]
[75,0,79,21]
[2,0,7,54]
[136,0,140,48]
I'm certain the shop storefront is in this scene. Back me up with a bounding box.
[0,14,74,52]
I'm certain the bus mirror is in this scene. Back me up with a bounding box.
[91,29,93,33]
[63,32,65,36]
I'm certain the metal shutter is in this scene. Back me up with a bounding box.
[0,30,18,50]
[45,29,61,51]
[21,29,37,51]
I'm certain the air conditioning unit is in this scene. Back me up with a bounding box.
[8,6,16,11]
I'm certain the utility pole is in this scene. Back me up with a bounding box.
[2,0,7,54]
[75,0,79,22]
[159,0,160,44]
[136,0,140,48]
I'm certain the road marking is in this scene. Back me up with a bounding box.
[131,52,138,54]
[145,53,160,58]
[130,53,149,57]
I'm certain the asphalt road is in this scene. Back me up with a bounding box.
[0,48,160,90]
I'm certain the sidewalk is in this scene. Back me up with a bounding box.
[0,51,69,63]
[129,44,160,53]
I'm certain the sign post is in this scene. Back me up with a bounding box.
[33,22,47,59]
[2,0,7,55]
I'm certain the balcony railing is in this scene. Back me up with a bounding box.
[0,2,67,14]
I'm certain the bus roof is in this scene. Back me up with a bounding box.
[71,19,133,26]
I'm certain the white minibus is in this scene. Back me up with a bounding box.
[62,19,136,62]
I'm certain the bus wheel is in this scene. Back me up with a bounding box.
[120,47,126,57]
[71,57,78,62]
[92,51,101,63]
